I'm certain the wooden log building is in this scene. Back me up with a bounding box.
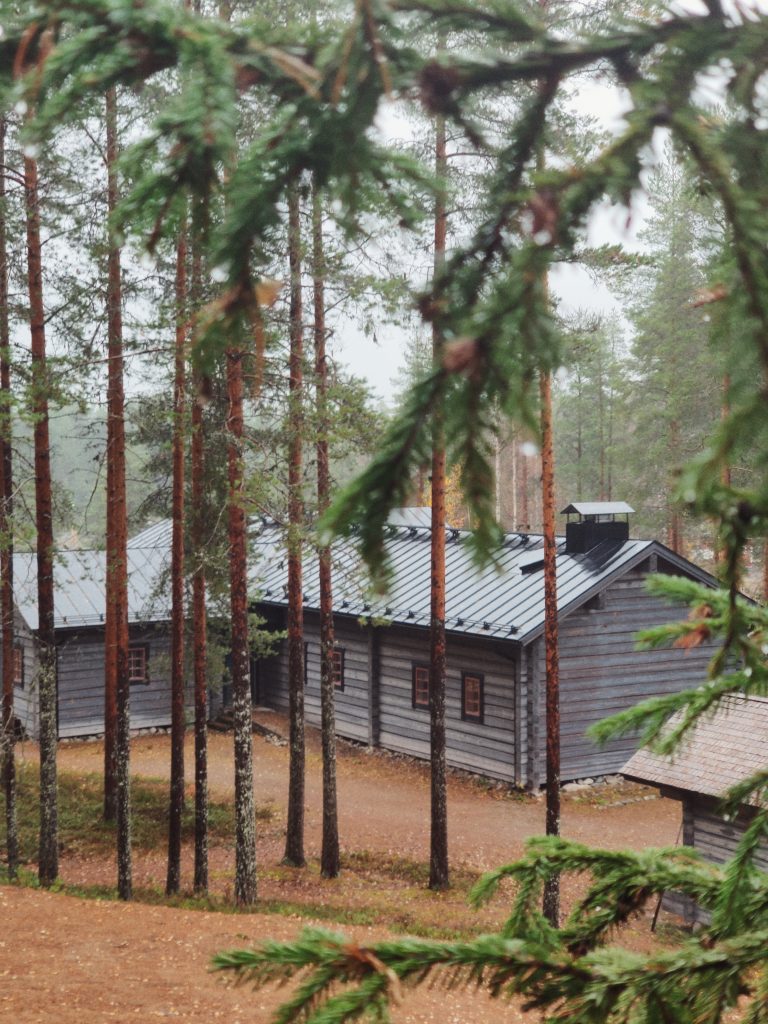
[254,503,721,786]
[7,503,722,789]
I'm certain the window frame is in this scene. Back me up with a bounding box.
[461,671,484,724]
[332,646,345,691]
[128,644,150,685]
[411,662,430,710]
[13,643,23,689]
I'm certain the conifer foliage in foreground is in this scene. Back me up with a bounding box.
[3,0,768,1017]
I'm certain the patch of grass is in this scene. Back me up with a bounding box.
[0,867,482,939]
[343,849,482,889]
[0,762,274,863]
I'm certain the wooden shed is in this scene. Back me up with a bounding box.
[622,694,768,924]
[253,503,721,787]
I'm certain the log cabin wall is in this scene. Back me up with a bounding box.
[557,567,720,780]
[662,795,768,924]
[54,625,173,738]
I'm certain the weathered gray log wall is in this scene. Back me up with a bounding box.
[663,795,768,923]
[258,612,522,783]
[557,568,719,780]
[56,625,173,738]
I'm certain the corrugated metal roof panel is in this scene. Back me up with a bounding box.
[13,543,172,631]
[126,519,173,548]
[254,523,659,643]
[387,507,433,528]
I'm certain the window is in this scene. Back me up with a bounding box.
[13,644,23,689]
[412,663,430,709]
[128,645,149,684]
[461,672,484,723]
[332,647,345,691]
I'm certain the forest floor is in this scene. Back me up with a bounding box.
[1,712,686,1022]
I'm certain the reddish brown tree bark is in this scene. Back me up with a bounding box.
[429,111,449,892]
[540,370,560,926]
[0,117,18,880]
[284,183,306,868]
[166,228,187,896]
[190,231,208,895]
[312,178,339,879]
[25,138,58,886]
[104,88,132,899]
[227,341,257,904]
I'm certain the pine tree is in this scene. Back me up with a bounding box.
[104,86,132,899]
[284,182,306,869]
[428,109,449,892]
[24,128,58,887]
[9,0,768,1011]
[166,225,187,896]
[227,336,258,905]
[312,177,340,879]
[0,116,17,881]
[190,222,209,896]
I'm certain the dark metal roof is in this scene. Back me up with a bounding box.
[253,523,691,644]
[386,507,433,528]
[622,695,768,805]
[126,519,173,549]
[13,544,171,631]
[560,501,634,517]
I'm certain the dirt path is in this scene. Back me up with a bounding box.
[0,886,520,1024]
[42,712,678,872]
[4,718,681,1021]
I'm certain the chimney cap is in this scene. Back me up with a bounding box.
[560,501,634,518]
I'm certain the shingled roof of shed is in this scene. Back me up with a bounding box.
[622,695,768,806]
[253,523,712,645]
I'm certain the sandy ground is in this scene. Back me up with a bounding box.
[1,717,681,1022]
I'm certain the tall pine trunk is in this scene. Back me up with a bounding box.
[191,228,208,895]
[668,418,683,554]
[540,370,560,925]
[284,183,306,868]
[166,228,187,896]
[0,117,18,880]
[25,140,58,887]
[105,88,132,898]
[312,179,339,879]
[227,340,257,904]
[429,111,449,892]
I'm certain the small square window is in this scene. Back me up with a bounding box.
[13,644,23,689]
[128,645,149,684]
[332,647,345,691]
[461,672,484,723]
[412,663,430,709]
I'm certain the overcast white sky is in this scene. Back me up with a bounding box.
[329,0,768,404]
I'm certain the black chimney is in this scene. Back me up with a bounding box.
[561,502,633,554]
